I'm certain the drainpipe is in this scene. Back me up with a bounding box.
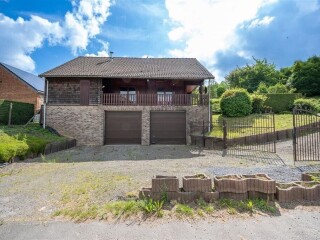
[208,77,215,132]
[208,79,211,132]
[43,79,48,129]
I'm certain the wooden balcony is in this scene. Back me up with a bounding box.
[102,93,209,106]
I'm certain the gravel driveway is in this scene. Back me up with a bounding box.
[0,143,319,222]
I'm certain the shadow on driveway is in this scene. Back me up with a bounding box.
[27,145,208,163]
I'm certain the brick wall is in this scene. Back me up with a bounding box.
[0,65,43,111]
[47,78,101,105]
[46,105,209,145]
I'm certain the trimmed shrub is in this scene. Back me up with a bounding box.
[220,89,252,117]
[264,93,300,113]
[251,94,267,113]
[210,98,221,113]
[293,98,320,113]
[0,100,34,125]
[0,134,29,162]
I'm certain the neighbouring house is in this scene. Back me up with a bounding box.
[0,62,44,112]
[39,57,214,145]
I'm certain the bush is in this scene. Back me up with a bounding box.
[268,83,289,93]
[251,94,267,113]
[210,98,221,113]
[220,89,252,117]
[0,134,29,162]
[293,98,320,113]
[264,93,300,113]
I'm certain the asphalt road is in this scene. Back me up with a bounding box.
[1,209,319,240]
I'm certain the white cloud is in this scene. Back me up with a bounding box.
[247,16,275,28]
[64,0,113,54]
[165,0,278,76]
[0,0,113,71]
[85,40,109,57]
[0,14,63,72]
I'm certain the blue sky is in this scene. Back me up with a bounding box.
[0,0,319,82]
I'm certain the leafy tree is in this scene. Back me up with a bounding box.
[225,58,280,92]
[208,81,228,98]
[256,82,268,94]
[268,83,288,93]
[289,56,320,96]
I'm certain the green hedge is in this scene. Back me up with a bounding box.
[0,100,34,125]
[264,94,300,113]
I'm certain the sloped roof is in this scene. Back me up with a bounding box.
[0,62,44,93]
[39,57,215,80]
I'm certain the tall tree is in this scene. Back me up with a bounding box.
[225,58,280,92]
[289,56,320,96]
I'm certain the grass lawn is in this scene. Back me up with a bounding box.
[210,114,298,138]
[0,124,65,162]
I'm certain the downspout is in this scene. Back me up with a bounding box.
[43,78,48,129]
[208,77,215,132]
[208,79,211,132]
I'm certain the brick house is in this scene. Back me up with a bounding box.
[40,57,214,145]
[0,62,44,111]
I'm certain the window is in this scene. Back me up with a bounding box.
[157,89,173,103]
[120,87,136,102]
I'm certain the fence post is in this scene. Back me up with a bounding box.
[8,102,13,126]
[222,119,227,150]
[202,120,205,147]
[292,108,297,163]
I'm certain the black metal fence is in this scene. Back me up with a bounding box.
[293,108,320,161]
[191,113,277,153]
[225,113,276,153]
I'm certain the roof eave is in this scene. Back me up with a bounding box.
[41,75,214,80]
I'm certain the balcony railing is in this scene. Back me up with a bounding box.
[102,93,209,106]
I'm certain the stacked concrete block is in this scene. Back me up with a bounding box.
[243,174,276,201]
[182,174,212,192]
[276,181,320,203]
[214,175,248,201]
[139,174,219,203]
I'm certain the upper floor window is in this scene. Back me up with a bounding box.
[120,87,136,102]
[157,89,173,103]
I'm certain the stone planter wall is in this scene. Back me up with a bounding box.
[276,182,320,203]
[213,175,248,200]
[140,173,319,203]
[182,174,212,192]
[140,175,218,203]
[151,175,179,192]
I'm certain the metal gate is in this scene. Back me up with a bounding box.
[225,113,276,153]
[293,108,320,161]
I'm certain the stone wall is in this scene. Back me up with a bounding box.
[46,105,209,146]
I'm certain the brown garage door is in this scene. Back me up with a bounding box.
[150,111,186,144]
[105,111,141,144]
